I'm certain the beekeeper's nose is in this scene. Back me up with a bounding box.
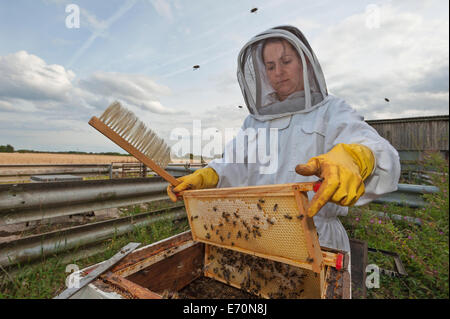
[274,63,285,77]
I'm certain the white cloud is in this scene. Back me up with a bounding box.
[310,2,449,119]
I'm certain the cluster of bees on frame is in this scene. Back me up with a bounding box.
[205,246,314,299]
[189,198,307,246]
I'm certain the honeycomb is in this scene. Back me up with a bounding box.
[204,246,323,299]
[184,191,313,267]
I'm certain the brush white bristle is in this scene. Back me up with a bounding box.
[99,101,171,168]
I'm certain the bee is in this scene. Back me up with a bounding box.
[218,222,223,227]
[245,233,249,240]
[220,235,224,242]
[213,267,218,274]
[257,203,262,210]
[284,214,292,220]
[267,217,276,225]
[231,242,235,246]
[252,230,257,238]
[233,220,237,226]
[227,232,231,239]
[296,214,304,220]
[258,199,265,204]
[242,220,248,227]
[233,212,240,218]
[208,255,215,260]
[203,224,208,230]
[210,224,214,231]
[213,207,217,212]
[216,229,219,235]
[237,230,242,238]
[273,204,278,212]
[253,224,260,229]
[254,216,260,221]
[206,233,211,239]
[307,257,314,263]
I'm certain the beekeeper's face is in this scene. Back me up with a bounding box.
[262,39,304,101]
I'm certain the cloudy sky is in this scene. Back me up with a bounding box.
[0,0,448,154]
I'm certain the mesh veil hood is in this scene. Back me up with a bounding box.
[237,25,329,121]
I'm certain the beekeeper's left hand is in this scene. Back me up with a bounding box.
[295,143,375,217]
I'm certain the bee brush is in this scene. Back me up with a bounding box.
[88,101,181,187]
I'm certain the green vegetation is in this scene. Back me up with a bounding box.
[342,151,449,298]
[0,144,14,153]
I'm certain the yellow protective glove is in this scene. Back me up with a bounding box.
[295,143,375,217]
[166,167,219,202]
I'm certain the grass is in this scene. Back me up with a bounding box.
[341,152,449,299]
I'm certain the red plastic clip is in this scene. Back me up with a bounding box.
[336,253,343,271]
[313,181,322,193]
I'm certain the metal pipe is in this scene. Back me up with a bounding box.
[0,177,170,225]
[0,206,186,267]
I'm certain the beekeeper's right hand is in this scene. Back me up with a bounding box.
[166,167,219,202]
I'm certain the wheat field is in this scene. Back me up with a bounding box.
[0,153,140,165]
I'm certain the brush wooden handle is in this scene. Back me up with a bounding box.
[89,116,181,187]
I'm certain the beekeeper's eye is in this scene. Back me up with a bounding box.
[265,63,275,71]
[282,57,292,65]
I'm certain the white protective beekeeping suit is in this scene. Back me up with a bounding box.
[207,25,401,252]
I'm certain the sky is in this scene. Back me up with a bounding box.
[0,0,448,155]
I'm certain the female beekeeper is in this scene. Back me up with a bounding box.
[167,25,401,253]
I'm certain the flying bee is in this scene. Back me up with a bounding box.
[296,214,304,220]
[273,204,278,211]
[284,214,292,220]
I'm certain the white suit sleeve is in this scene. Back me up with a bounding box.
[207,117,251,188]
[324,99,401,205]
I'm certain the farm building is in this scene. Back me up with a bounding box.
[366,115,449,161]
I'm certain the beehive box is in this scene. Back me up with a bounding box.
[73,231,350,299]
